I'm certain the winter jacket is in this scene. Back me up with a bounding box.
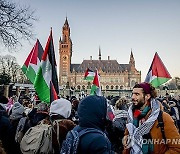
[0,108,22,154]
[77,95,114,154]
[51,115,76,154]
[123,111,180,154]
[0,111,11,153]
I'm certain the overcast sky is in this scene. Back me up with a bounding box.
[4,0,180,81]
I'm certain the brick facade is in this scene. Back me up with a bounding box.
[59,18,141,91]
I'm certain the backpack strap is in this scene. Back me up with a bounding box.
[52,119,63,146]
[157,110,166,141]
[78,128,105,137]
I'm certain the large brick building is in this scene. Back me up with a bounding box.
[59,18,141,91]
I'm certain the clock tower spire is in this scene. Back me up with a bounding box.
[59,17,72,86]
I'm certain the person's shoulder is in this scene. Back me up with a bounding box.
[161,110,174,123]
[84,129,110,144]
[60,119,76,128]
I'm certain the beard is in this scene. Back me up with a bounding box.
[132,99,145,110]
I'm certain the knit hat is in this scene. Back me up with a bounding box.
[10,102,24,120]
[50,98,72,118]
[138,82,151,94]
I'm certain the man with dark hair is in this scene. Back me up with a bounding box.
[123,82,180,154]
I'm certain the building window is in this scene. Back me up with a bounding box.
[111,85,114,90]
[131,80,136,87]
[82,85,85,90]
[77,85,80,90]
[120,85,123,89]
[115,85,119,90]
[106,85,109,90]
[61,77,67,82]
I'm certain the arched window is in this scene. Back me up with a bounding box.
[120,85,123,89]
[106,85,109,90]
[111,85,114,90]
[82,85,85,90]
[77,85,80,90]
[131,80,136,87]
[115,85,119,90]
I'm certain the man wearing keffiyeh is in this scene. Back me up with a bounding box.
[123,82,180,154]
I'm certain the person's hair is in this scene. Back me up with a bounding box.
[115,97,129,110]
[133,83,157,98]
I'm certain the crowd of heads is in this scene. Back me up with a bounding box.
[0,82,180,153]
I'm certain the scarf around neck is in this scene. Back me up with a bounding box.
[133,102,151,127]
[126,98,160,154]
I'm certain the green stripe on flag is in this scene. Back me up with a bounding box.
[22,65,27,74]
[151,77,170,88]
[90,85,98,95]
[22,65,36,84]
[84,76,94,81]
[34,67,50,103]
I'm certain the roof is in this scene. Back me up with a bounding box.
[70,60,131,73]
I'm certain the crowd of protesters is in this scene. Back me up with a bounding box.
[0,82,180,154]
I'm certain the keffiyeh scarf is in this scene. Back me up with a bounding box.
[126,99,160,154]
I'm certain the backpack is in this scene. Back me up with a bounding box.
[15,117,28,143]
[60,127,110,154]
[20,120,53,154]
[157,110,166,141]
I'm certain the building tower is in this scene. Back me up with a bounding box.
[59,17,72,86]
[99,46,101,60]
[129,49,135,66]
[128,49,140,87]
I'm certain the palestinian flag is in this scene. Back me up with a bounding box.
[84,68,95,80]
[145,52,171,88]
[34,29,59,103]
[50,81,58,102]
[21,39,43,84]
[90,70,102,96]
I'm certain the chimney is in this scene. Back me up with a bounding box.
[90,56,92,60]
[108,56,110,60]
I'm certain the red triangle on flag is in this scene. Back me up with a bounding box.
[152,52,171,78]
[84,68,89,78]
[50,81,58,103]
[93,70,100,87]
[24,39,42,66]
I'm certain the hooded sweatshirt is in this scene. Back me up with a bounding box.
[75,95,114,154]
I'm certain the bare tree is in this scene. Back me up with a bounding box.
[0,0,37,50]
[0,55,28,83]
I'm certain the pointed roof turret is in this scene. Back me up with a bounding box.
[99,46,101,60]
[64,17,69,27]
[129,48,135,66]
[130,48,134,59]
